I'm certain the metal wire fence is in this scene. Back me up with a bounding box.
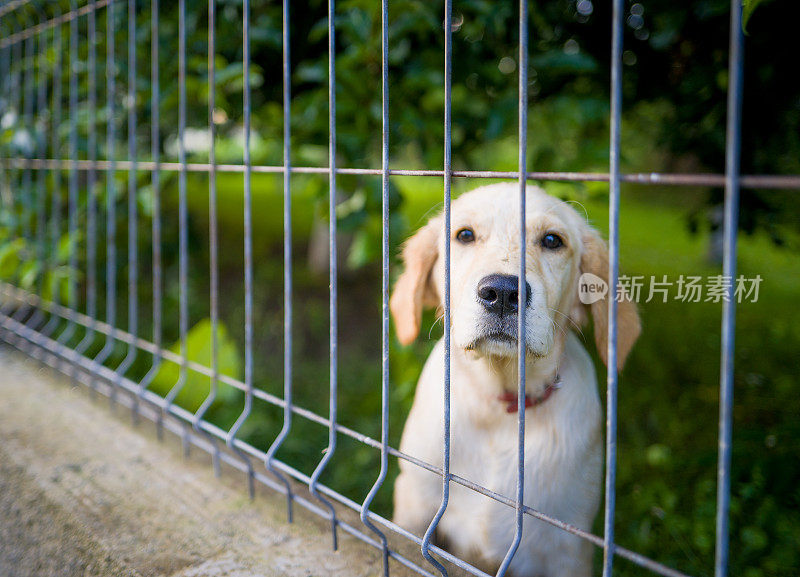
[0,1,794,576]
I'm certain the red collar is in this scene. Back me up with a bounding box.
[498,375,561,414]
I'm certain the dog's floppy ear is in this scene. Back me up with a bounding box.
[390,221,439,345]
[579,228,641,371]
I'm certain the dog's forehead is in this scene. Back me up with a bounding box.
[452,184,577,228]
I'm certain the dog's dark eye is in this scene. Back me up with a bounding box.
[541,233,564,249]
[456,228,476,244]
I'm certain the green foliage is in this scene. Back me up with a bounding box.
[743,0,775,31]
[148,318,242,414]
[0,219,76,303]
[575,194,800,576]
[0,237,25,280]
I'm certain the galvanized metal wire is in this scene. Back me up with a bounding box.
[308,0,340,551]
[192,0,222,479]
[603,0,625,574]
[0,1,781,576]
[420,1,453,574]
[715,1,745,576]
[115,0,137,392]
[262,0,295,522]
[358,0,391,573]
[496,0,530,574]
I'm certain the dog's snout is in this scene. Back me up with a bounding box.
[477,274,532,315]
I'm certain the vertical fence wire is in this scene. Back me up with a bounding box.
[3,12,23,326]
[5,18,15,253]
[30,17,47,332]
[264,0,295,520]
[91,0,117,398]
[7,15,18,236]
[1,0,16,327]
[714,1,744,576]
[56,2,79,357]
[30,7,47,340]
[163,0,189,445]
[116,0,137,388]
[39,8,61,343]
[6,23,20,298]
[309,0,339,551]
[17,9,35,329]
[23,15,43,332]
[11,27,21,255]
[137,0,161,419]
[421,1,452,574]
[0,18,7,254]
[497,0,529,573]
[1,24,10,218]
[359,0,391,573]
[602,0,624,574]
[0,19,9,281]
[12,14,22,261]
[18,22,32,247]
[74,0,98,388]
[193,0,221,477]
[12,7,33,339]
[1,25,8,217]
[20,7,41,346]
[0,17,10,247]
[0,18,8,252]
[31,7,46,338]
[15,6,40,336]
[0,27,5,228]
[227,0,256,500]
[22,9,33,256]
[11,14,25,260]
[13,13,35,326]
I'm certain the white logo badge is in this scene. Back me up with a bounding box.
[578,273,608,305]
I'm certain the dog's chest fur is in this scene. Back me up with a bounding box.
[410,334,602,576]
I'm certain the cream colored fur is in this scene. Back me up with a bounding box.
[390,183,641,577]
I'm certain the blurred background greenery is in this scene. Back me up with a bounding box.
[1,0,798,575]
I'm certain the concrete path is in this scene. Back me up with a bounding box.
[0,345,416,577]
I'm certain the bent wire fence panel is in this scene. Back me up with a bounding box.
[0,1,794,576]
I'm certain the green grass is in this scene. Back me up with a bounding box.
[574,190,800,577]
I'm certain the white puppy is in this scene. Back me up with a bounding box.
[390,183,641,577]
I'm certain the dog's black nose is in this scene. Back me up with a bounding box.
[477,274,532,316]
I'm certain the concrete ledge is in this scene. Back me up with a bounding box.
[0,345,413,577]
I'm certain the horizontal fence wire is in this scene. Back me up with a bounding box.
[0,0,779,576]
[0,0,110,48]
[0,158,798,189]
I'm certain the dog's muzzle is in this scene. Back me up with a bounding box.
[477,274,531,317]
[466,274,533,352]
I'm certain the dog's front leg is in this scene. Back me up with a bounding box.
[392,404,445,537]
[392,342,448,537]
[392,462,444,537]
